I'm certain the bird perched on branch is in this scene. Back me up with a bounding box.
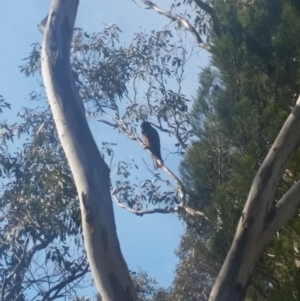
[141,121,163,170]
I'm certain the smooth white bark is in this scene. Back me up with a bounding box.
[40,1,138,300]
[209,95,300,301]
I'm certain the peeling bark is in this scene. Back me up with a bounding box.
[39,1,138,300]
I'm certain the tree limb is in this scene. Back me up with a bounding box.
[3,237,52,301]
[138,0,210,50]
[39,1,138,300]
[209,94,300,301]
[111,186,208,219]
[41,264,89,301]
[267,179,300,236]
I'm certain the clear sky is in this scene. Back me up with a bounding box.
[0,0,209,294]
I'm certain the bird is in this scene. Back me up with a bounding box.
[141,121,163,170]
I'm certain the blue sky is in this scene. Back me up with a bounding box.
[0,0,209,294]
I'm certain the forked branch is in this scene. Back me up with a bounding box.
[138,0,210,50]
[209,94,300,301]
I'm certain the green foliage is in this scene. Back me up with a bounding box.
[131,271,169,301]
[3,0,300,300]
[0,103,89,300]
[21,25,193,212]
[173,0,300,300]
[1,19,195,300]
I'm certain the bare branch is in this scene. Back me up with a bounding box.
[161,164,186,204]
[38,14,48,34]
[41,265,89,301]
[153,121,188,150]
[267,179,300,235]
[112,193,177,216]
[112,190,208,219]
[1,275,6,301]
[3,238,52,301]
[111,183,208,219]
[138,0,210,50]
[178,204,208,219]
[87,113,118,128]
[11,283,30,301]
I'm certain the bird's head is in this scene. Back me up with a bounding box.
[141,121,152,131]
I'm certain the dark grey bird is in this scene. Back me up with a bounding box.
[141,122,163,170]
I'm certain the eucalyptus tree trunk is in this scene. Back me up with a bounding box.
[39,1,138,300]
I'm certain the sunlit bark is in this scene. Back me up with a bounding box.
[40,1,138,300]
[210,95,300,301]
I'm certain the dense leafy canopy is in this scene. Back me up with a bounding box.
[173,0,300,300]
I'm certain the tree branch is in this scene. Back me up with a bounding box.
[138,0,210,50]
[3,237,52,301]
[40,1,138,300]
[209,94,300,301]
[112,193,178,216]
[267,179,300,236]
[161,164,186,204]
[41,264,89,301]
[111,186,208,219]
